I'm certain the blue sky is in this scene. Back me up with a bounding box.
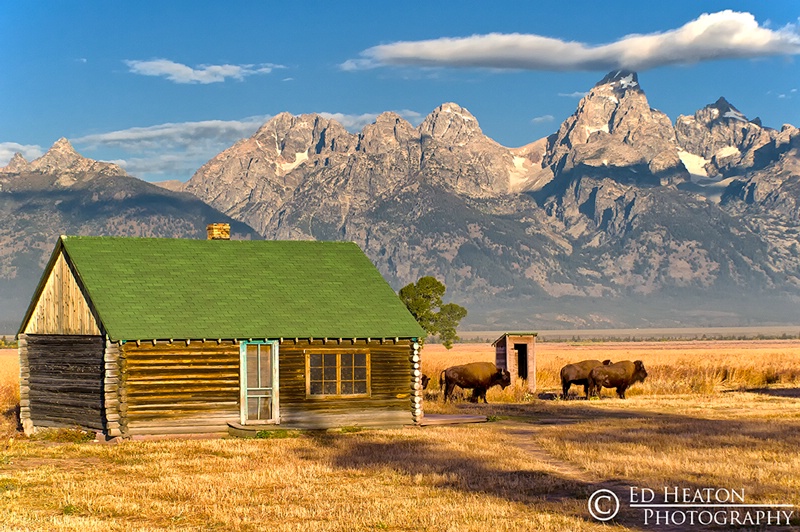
[1,1,798,182]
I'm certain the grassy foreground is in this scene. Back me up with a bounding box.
[1,342,799,530]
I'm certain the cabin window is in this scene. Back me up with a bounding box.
[306,350,370,397]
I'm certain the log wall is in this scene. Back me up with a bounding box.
[107,338,417,436]
[278,339,415,428]
[22,334,106,432]
[119,341,240,436]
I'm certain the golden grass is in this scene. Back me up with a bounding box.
[0,349,19,439]
[1,341,799,530]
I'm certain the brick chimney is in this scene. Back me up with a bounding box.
[206,223,230,240]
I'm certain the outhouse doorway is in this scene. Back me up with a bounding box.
[515,343,528,379]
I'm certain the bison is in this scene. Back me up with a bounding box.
[439,362,511,403]
[560,359,612,399]
[420,374,430,390]
[587,360,647,399]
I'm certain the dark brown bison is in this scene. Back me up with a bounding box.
[439,362,511,403]
[421,374,430,390]
[560,359,612,399]
[587,360,648,399]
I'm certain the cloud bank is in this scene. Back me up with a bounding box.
[72,117,270,178]
[125,59,284,84]
[0,142,44,166]
[342,11,800,72]
[74,118,269,151]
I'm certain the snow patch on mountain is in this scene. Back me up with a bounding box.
[715,146,741,159]
[277,150,309,175]
[678,149,709,177]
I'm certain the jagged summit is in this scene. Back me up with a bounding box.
[594,70,641,91]
[30,138,82,171]
[704,97,751,123]
[51,137,79,153]
[1,153,30,173]
[12,137,130,183]
[539,69,684,186]
[419,102,483,144]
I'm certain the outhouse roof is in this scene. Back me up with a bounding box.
[491,332,538,346]
[22,236,425,342]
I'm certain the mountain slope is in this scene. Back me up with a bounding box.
[181,71,800,328]
[0,140,260,331]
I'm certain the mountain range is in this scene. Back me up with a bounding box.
[2,70,799,331]
[0,139,259,331]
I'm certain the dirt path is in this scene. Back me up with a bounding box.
[498,420,684,531]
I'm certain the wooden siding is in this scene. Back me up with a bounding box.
[119,341,239,436]
[110,338,417,436]
[23,251,100,336]
[278,339,415,428]
[23,334,105,431]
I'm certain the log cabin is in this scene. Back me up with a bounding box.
[17,225,426,438]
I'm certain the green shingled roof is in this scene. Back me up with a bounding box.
[48,236,424,342]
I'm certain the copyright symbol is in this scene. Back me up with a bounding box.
[588,489,620,521]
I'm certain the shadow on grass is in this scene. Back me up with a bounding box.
[739,387,800,398]
[304,429,613,527]
[304,399,800,529]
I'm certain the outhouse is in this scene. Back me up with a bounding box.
[493,332,537,392]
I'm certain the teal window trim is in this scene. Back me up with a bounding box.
[239,340,280,425]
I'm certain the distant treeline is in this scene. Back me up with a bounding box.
[456,332,800,344]
[0,336,17,348]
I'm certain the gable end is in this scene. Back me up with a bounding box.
[21,247,101,336]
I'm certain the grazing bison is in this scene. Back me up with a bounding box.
[588,360,648,399]
[439,362,511,403]
[420,374,430,390]
[560,359,612,399]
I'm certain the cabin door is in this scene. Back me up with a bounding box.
[239,341,280,424]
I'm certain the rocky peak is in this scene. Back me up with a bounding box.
[358,112,419,152]
[594,70,642,93]
[254,113,356,159]
[675,98,775,175]
[693,97,754,126]
[29,138,82,172]
[418,103,483,145]
[26,138,127,184]
[541,70,684,185]
[1,153,30,173]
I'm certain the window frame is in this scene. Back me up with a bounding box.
[304,348,371,399]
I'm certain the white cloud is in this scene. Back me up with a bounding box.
[558,91,588,98]
[342,11,800,72]
[73,117,269,152]
[319,109,424,131]
[531,115,554,124]
[125,58,285,84]
[70,117,271,180]
[0,142,44,166]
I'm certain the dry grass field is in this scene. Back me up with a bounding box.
[1,341,799,530]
